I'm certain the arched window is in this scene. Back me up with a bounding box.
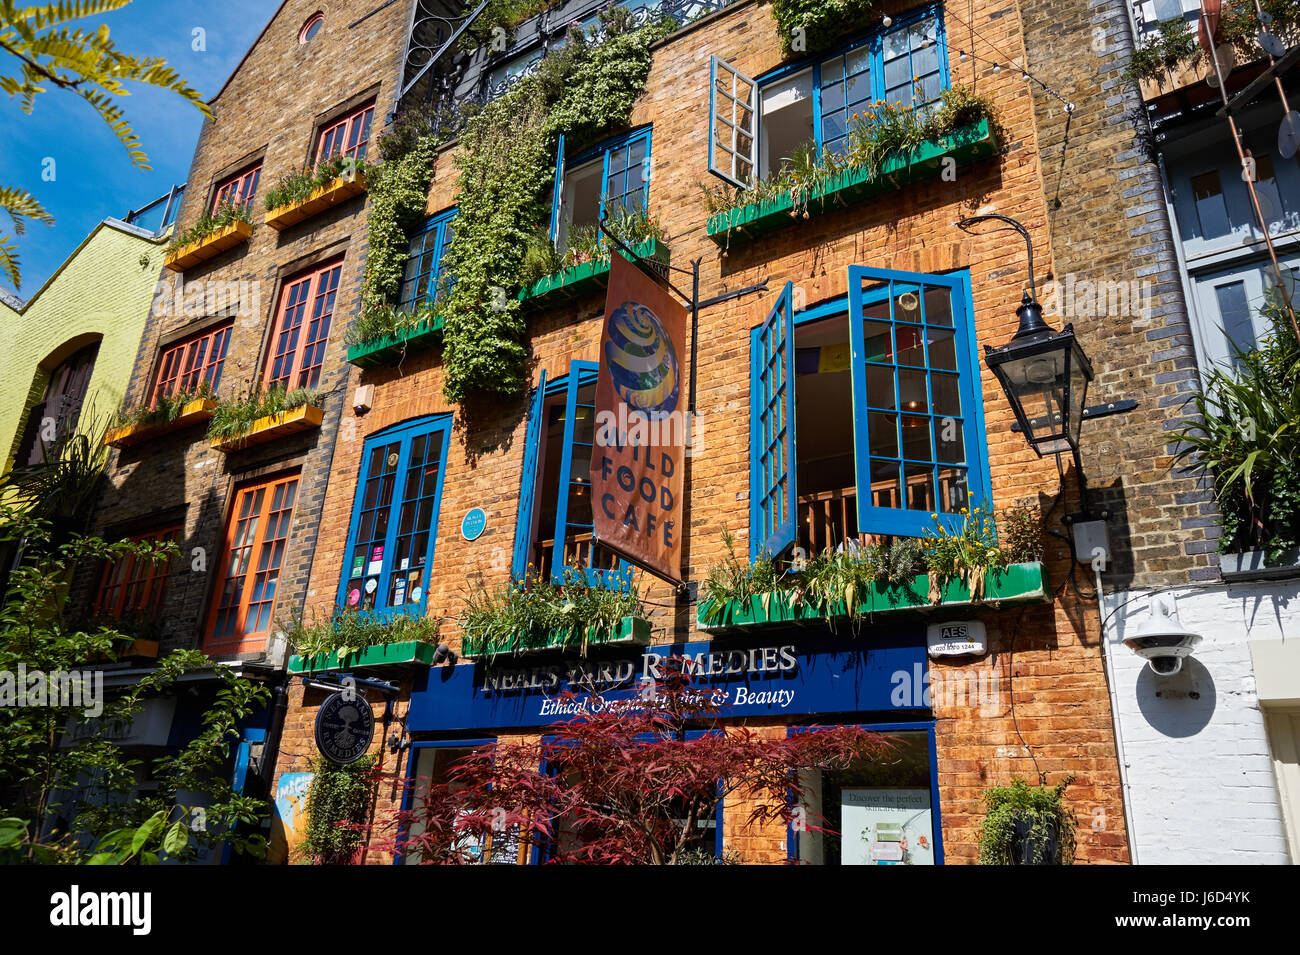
[299,12,323,44]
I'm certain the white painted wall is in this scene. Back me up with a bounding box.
[1101,578,1298,864]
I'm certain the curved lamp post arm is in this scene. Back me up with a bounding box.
[956,213,1037,303]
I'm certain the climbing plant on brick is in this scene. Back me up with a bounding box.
[771,0,877,55]
[439,9,670,403]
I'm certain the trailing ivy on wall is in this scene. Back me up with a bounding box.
[770,0,877,55]
[359,134,439,320]
[301,754,374,864]
[438,9,671,403]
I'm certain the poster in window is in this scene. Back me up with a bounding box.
[591,253,688,583]
[368,545,384,576]
[839,788,935,865]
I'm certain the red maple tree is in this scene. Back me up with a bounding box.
[370,663,894,865]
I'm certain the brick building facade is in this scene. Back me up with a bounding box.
[267,0,1154,865]
[66,0,416,846]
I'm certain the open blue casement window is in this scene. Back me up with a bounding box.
[847,266,990,536]
[749,268,989,554]
[750,282,798,560]
[398,207,457,310]
[337,414,453,618]
[549,126,652,253]
[511,363,631,587]
[709,4,948,184]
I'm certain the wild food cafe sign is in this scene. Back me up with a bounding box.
[405,635,928,733]
[590,252,689,584]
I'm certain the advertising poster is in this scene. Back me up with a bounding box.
[840,788,935,865]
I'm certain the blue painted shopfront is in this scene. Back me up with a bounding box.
[406,627,930,733]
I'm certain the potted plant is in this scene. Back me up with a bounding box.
[978,776,1077,865]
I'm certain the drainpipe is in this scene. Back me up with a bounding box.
[1094,565,1139,864]
[259,681,290,792]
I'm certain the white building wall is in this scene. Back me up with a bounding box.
[1102,578,1298,864]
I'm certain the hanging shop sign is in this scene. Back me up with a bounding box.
[590,252,689,584]
[406,631,928,733]
[314,691,375,764]
[926,620,987,658]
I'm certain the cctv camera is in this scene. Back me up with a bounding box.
[1123,594,1202,677]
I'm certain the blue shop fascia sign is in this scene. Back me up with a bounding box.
[407,629,930,734]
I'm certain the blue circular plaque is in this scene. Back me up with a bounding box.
[461,507,487,541]
[314,691,374,765]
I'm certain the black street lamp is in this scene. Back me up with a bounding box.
[957,213,1103,515]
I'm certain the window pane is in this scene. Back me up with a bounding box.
[1191,170,1230,239]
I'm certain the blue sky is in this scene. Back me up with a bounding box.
[0,0,279,298]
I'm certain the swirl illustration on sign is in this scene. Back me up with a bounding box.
[604,300,680,416]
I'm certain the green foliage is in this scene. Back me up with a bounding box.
[0,0,210,287]
[354,131,440,345]
[110,380,216,430]
[788,537,926,625]
[440,10,668,402]
[263,154,365,211]
[998,503,1045,565]
[978,777,1076,865]
[519,204,667,287]
[282,606,441,659]
[5,419,108,539]
[343,300,441,350]
[0,507,269,864]
[460,569,643,655]
[771,0,877,55]
[166,202,250,253]
[699,528,780,622]
[1172,295,1300,560]
[1123,18,1200,85]
[301,754,374,864]
[206,385,323,443]
[701,84,997,224]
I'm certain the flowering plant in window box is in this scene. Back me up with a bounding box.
[207,385,324,452]
[163,203,252,272]
[264,156,369,230]
[518,208,669,305]
[105,382,219,449]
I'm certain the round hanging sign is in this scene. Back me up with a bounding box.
[314,691,375,765]
[461,507,487,541]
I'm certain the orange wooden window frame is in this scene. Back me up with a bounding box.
[94,526,182,619]
[264,260,341,392]
[316,102,374,165]
[212,163,262,213]
[150,321,232,407]
[204,474,299,654]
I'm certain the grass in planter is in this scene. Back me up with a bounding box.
[699,529,780,623]
[700,84,997,226]
[518,207,667,288]
[283,606,440,660]
[999,503,1045,565]
[206,385,324,443]
[264,155,367,212]
[460,569,643,656]
[110,381,217,431]
[344,299,442,349]
[167,203,251,253]
[787,537,925,626]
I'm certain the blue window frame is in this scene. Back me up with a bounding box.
[749,266,990,552]
[549,127,652,251]
[787,721,944,865]
[337,415,453,619]
[512,363,631,587]
[750,281,797,560]
[399,208,456,310]
[712,4,948,184]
